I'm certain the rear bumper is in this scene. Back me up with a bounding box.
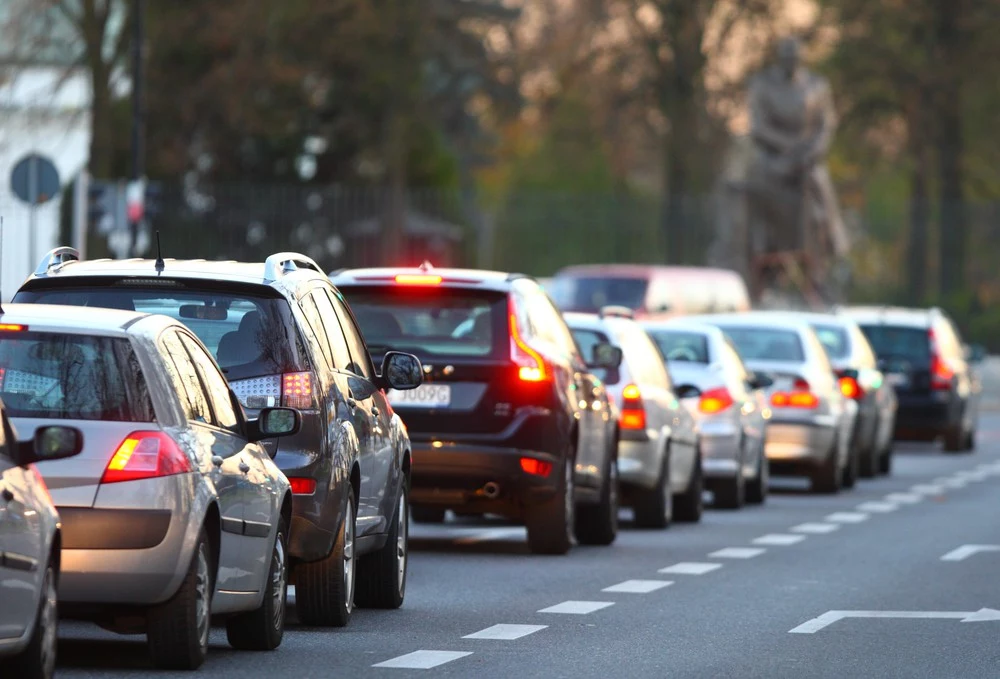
[765,419,835,468]
[894,393,957,439]
[618,438,662,490]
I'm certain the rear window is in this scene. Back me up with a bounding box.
[14,284,308,381]
[647,330,710,364]
[338,286,507,359]
[0,331,155,422]
[811,324,850,359]
[857,324,930,363]
[549,276,648,313]
[718,326,805,362]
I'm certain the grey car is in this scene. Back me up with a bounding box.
[0,401,82,679]
[0,304,300,670]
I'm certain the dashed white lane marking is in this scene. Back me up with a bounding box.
[454,528,525,544]
[602,580,674,594]
[911,484,945,495]
[373,651,473,669]
[753,534,806,546]
[658,562,723,575]
[791,522,840,534]
[857,501,898,513]
[940,545,1000,562]
[885,493,922,504]
[463,624,547,640]
[538,601,615,615]
[709,547,766,559]
[964,471,989,482]
[942,478,967,489]
[826,512,868,524]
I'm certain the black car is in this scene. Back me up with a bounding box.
[839,306,981,452]
[330,264,623,554]
[15,248,423,627]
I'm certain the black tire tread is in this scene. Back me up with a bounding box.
[147,530,211,671]
[226,519,288,651]
[296,489,355,627]
[356,485,408,609]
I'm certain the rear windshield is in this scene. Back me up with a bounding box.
[338,286,508,359]
[14,284,308,381]
[549,276,648,313]
[811,324,850,359]
[647,330,710,364]
[718,326,805,362]
[0,331,155,421]
[857,324,930,363]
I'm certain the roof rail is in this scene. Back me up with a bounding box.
[506,272,532,282]
[34,247,80,276]
[263,252,324,282]
[599,305,635,320]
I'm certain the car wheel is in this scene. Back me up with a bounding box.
[943,420,965,452]
[296,487,356,627]
[575,449,619,546]
[9,561,58,679]
[878,443,893,475]
[526,454,575,554]
[859,435,879,478]
[356,482,409,608]
[633,447,673,529]
[962,428,976,451]
[674,455,703,523]
[811,437,842,494]
[147,529,213,670]
[841,443,859,489]
[226,517,289,650]
[411,506,446,524]
[745,445,768,505]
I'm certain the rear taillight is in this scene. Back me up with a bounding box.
[771,378,819,409]
[509,299,549,382]
[620,383,647,430]
[928,329,954,391]
[230,372,315,409]
[838,374,864,400]
[288,477,317,495]
[699,387,734,414]
[101,431,192,485]
[282,372,314,409]
[520,457,553,477]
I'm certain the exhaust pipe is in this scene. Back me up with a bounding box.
[482,482,501,499]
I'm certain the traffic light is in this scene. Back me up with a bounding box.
[87,181,117,234]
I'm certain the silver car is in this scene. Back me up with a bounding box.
[641,320,771,508]
[565,310,702,527]
[0,304,300,670]
[0,402,82,679]
[690,312,858,494]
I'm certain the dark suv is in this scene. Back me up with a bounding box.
[15,247,423,627]
[839,306,981,452]
[330,264,623,554]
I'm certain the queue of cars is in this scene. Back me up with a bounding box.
[0,251,984,677]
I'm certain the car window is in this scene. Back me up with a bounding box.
[811,323,850,360]
[160,330,215,426]
[719,326,806,362]
[314,289,355,370]
[550,276,649,313]
[568,327,618,384]
[618,325,671,390]
[857,324,930,363]
[328,290,376,380]
[178,332,241,434]
[298,293,334,370]
[647,330,710,363]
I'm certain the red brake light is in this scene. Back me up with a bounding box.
[282,372,314,408]
[619,383,647,430]
[509,299,549,382]
[101,432,191,484]
[0,323,26,332]
[395,274,443,285]
[520,457,553,477]
[288,477,317,495]
[839,376,863,400]
[699,387,734,414]
[770,378,819,409]
[928,330,954,390]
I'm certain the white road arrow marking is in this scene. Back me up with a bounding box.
[941,544,1000,562]
[789,609,1000,634]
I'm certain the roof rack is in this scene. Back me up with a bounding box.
[34,247,80,276]
[599,305,634,320]
[263,252,324,283]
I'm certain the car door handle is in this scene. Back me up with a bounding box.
[239,462,251,474]
[1,488,12,503]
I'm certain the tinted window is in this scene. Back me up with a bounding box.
[0,332,155,422]
[328,290,377,380]
[16,285,308,381]
[811,324,850,360]
[647,330,710,364]
[569,328,616,383]
[314,290,354,370]
[718,326,805,362]
[549,276,649,313]
[161,331,214,425]
[179,333,241,433]
[858,324,930,363]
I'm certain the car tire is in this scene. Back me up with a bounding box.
[673,456,703,523]
[526,455,575,555]
[575,451,619,546]
[9,561,58,679]
[226,517,289,651]
[859,438,879,478]
[147,529,213,670]
[633,448,673,528]
[962,428,976,451]
[943,424,964,452]
[356,483,409,609]
[411,506,446,524]
[745,446,768,505]
[296,487,356,627]
[841,443,859,489]
[811,437,842,494]
[878,443,893,475]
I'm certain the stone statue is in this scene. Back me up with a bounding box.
[746,37,849,263]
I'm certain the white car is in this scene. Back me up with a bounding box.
[641,319,771,508]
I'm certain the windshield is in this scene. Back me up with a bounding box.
[717,326,805,362]
[338,286,507,359]
[0,331,155,422]
[549,276,648,312]
[857,324,930,363]
[647,330,710,364]
[14,284,308,381]
[811,324,850,359]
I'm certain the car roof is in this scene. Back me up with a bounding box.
[838,305,938,327]
[330,266,531,293]
[683,311,814,332]
[562,311,642,334]
[638,318,729,339]
[0,302,169,337]
[553,264,740,280]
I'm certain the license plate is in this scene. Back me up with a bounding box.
[387,384,451,408]
[886,373,909,388]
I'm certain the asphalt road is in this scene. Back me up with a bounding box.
[56,415,1000,679]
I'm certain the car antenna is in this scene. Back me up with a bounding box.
[154,230,165,275]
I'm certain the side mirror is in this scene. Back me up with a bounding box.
[249,407,301,442]
[589,342,624,370]
[749,372,774,390]
[674,384,701,400]
[17,425,83,466]
[380,351,423,391]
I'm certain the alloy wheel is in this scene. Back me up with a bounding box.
[195,543,211,652]
[39,567,57,679]
[396,493,408,592]
[271,533,287,632]
[344,502,356,614]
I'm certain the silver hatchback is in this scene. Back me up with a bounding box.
[0,304,301,670]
